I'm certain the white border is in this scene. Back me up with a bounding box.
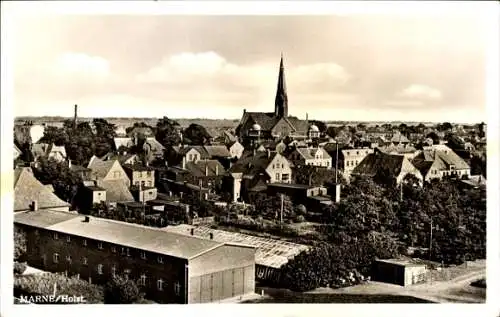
[1,1,499,317]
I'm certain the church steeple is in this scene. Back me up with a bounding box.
[275,53,288,118]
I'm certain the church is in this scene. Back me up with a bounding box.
[235,55,314,145]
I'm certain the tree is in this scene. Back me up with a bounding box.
[14,262,27,275]
[437,122,453,132]
[293,165,337,187]
[93,118,116,157]
[33,157,83,206]
[183,123,212,145]
[254,194,293,220]
[39,126,69,146]
[155,116,181,148]
[14,230,27,261]
[325,126,339,139]
[310,120,327,133]
[104,275,144,304]
[426,132,440,145]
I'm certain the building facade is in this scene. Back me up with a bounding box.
[15,210,256,304]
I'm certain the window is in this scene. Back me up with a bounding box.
[147,181,152,187]
[66,255,72,263]
[281,164,284,169]
[174,282,181,296]
[188,154,193,161]
[97,264,103,275]
[147,171,152,177]
[111,265,116,277]
[98,242,104,250]
[275,173,280,181]
[82,257,88,265]
[139,274,147,286]
[53,232,59,240]
[157,279,164,291]
[53,253,59,263]
[282,174,290,182]
[111,246,116,253]
[135,181,140,186]
[113,171,121,178]
[67,236,71,243]
[141,251,147,260]
[83,239,87,246]
[157,256,163,264]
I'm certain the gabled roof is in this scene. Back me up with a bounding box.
[294,147,332,160]
[114,137,134,149]
[144,137,165,152]
[103,153,138,165]
[286,116,309,133]
[229,151,279,176]
[242,112,279,131]
[15,210,224,260]
[184,159,226,177]
[47,144,67,157]
[203,145,231,158]
[172,145,210,159]
[378,144,417,154]
[223,130,237,142]
[415,145,470,170]
[87,156,117,179]
[352,150,406,178]
[14,167,70,211]
[99,179,134,203]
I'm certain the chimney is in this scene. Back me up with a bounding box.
[209,233,214,240]
[243,109,246,114]
[182,156,186,169]
[84,216,90,223]
[30,200,38,211]
[190,228,194,236]
[73,104,78,129]
[205,161,209,176]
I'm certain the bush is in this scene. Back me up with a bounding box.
[104,275,143,304]
[14,273,103,303]
[295,215,305,223]
[14,262,27,275]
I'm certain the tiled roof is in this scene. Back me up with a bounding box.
[172,145,210,159]
[228,151,277,175]
[286,116,309,133]
[87,156,116,179]
[204,145,231,158]
[223,130,237,142]
[114,137,134,149]
[14,167,71,211]
[103,153,138,165]
[295,147,332,160]
[352,150,406,177]
[184,160,226,177]
[164,224,310,268]
[99,179,134,203]
[122,163,155,172]
[144,137,165,152]
[15,210,224,260]
[391,134,410,143]
[414,145,470,171]
[243,112,279,131]
[378,144,417,154]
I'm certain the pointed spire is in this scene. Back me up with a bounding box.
[275,53,288,118]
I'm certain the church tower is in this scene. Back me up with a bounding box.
[274,54,288,118]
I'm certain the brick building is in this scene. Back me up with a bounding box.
[15,210,256,304]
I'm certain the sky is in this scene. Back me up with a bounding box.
[11,13,488,123]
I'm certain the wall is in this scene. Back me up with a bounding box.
[266,154,292,183]
[229,143,244,159]
[342,149,373,175]
[19,224,189,304]
[130,170,155,188]
[104,162,131,187]
[403,265,427,286]
[396,158,423,185]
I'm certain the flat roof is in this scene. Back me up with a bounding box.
[267,183,320,190]
[163,224,310,269]
[14,210,225,260]
[376,258,427,267]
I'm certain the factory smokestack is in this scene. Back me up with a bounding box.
[73,104,78,130]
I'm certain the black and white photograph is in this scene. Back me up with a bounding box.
[1,1,499,316]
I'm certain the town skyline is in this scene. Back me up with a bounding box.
[12,14,487,123]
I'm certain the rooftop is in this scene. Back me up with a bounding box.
[376,258,428,267]
[163,224,309,269]
[15,210,224,260]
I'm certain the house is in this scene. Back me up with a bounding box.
[114,125,127,137]
[227,141,245,159]
[378,144,418,160]
[351,149,423,185]
[235,56,309,143]
[341,148,374,178]
[223,130,237,144]
[412,145,471,182]
[102,153,139,166]
[460,175,486,189]
[165,224,308,284]
[14,143,22,161]
[113,137,134,151]
[15,210,256,304]
[87,156,133,204]
[180,158,227,192]
[228,150,293,202]
[14,167,71,212]
[287,147,332,168]
[390,132,410,146]
[69,162,92,180]
[372,258,427,287]
[76,181,107,211]
[31,143,67,163]
[123,164,158,202]
[169,145,231,166]
[266,183,331,210]
[143,137,165,160]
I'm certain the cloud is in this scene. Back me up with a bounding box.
[136,51,351,91]
[398,84,442,100]
[52,52,111,80]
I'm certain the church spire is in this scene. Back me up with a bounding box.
[275,53,288,118]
